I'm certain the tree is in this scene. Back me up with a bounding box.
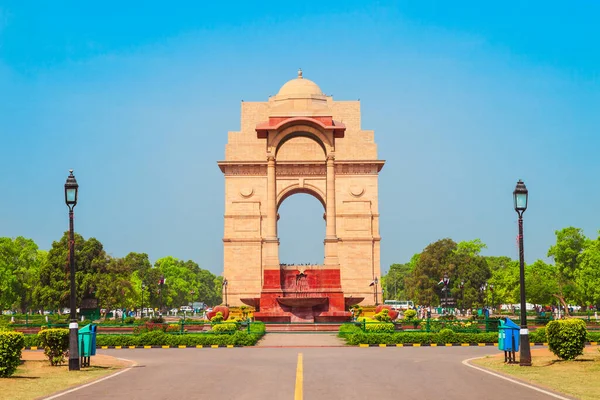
[36,232,107,310]
[575,232,600,310]
[0,237,45,312]
[406,238,457,306]
[451,240,491,309]
[525,260,559,305]
[547,227,587,311]
[384,262,413,300]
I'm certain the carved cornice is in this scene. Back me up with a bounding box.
[218,160,385,176]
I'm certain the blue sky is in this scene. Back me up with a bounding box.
[1,1,598,274]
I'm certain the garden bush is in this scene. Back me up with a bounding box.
[0,331,25,377]
[365,323,395,333]
[437,328,457,344]
[529,327,546,343]
[248,321,265,335]
[94,331,263,347]
[210,312,224,324]
[38,328,69,366]
[338,323,361,337]
[403,309,417,320]
[212,323,237,333]
[342,331,498,345]
[547,319,587,360]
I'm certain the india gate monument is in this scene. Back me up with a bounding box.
[218,70,384,322]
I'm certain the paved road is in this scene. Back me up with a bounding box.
[55,347,564,400]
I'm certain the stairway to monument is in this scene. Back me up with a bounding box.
[256,332,345,347]
[264,323,343,332]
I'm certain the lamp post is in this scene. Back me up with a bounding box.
[459,280,465,313]
[480,283,487,309]
[64,170,80,371]
[159,276,165,314]
[222,279,228,306]
[141,283,146,318]
[514,179,532,366]
[373,277,379,305]
[443,273,450,312]
[489,284,495,315]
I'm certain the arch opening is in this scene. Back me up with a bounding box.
[277,192,325,266]
[275,131,327,157]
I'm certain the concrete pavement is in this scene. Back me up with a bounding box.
[256,333,345,347]
[52,347,565,400]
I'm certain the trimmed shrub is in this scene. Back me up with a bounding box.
[0,331,25,377]
[248,321,265,335]
[338,323,362,337]
[38,328,69,366]
[373,309,392,322]
[547,319,587,360]
[365,323,395,333]
[94,331,263,347]
[437,328,457,344]
[24,335,40,348]
[212,323,237,333]
[210,312,224,324]
[403,309,417,320]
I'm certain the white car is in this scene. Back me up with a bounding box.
[169,308,179,314]
[180,306,193,313]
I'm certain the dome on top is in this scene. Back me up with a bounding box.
[276,69,323,97]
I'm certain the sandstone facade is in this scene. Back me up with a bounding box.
[218,70,384,307]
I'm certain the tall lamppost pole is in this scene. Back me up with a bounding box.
[443,273,450,312]
[490,284,495,315]
[64,170,80,371]
[141,283,145,318]
[373,277,379,305]
[480,283,487,309]
[459,280,465,313]
[222,279,228,306]
[514,179,532,366]
[159,276,164,314]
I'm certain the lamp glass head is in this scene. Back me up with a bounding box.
[64,170,79,206]
[513,180,528,212]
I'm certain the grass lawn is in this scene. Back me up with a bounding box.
[0,351,130,400]
[473,346,600,400]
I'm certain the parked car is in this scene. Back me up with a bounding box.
[169,308,179,314]
[180,306,193,313]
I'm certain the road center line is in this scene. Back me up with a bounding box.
[295,352,303,400]
[462,357,571,400]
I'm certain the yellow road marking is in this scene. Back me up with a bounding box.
[227,345,234,348]
[396,344,403,347]
[461,343,469,347]
[295,353,303,400]
[101,346,108,349]
[430,343,437,347]
[161,345,170,349]
[115,346,122,349]
[378,344,386,347]
[196,345,203,348]
[413,343,421,347]
[211,345,219,348]
[359,344,368,347]
[478,343,485,346]
[144,345,151,349]
[30,346,38,350]
[445,343,452,347]
[129,346,136,349]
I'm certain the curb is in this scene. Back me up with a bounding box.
[356,342,599,347]
[24,344,242,350]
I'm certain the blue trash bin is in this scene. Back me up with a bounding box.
[503,318,520,352]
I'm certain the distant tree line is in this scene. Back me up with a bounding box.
[0,233,223,313]
[383,227,600,312]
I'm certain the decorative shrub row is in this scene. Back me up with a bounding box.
[93,331,262,347]
[0,331,25,377]
[344,331,502,345]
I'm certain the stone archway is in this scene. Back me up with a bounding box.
[218,70,384,321]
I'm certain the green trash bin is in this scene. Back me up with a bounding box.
[497,319,506,351]
[78,324,96,367]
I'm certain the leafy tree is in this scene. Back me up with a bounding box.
[0,237,45,312]
[575,232,600,310]
[525,260,559,305]
[451,240,491,309]
[36,232,107,311]
[487,259,519,308]
[547,227,587,311]
[384,263,412,300]
[406,238,457,306]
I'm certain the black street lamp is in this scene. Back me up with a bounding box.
[480,283,487,309]
[443,273,450,312]
[159,276,165,314]
[141,283,146,318]
[514,179,532,366]
[489,284,495,314]
[459,280,465,312]
[371,277,379,305]
[64,170,80,371]
[222,279,228,306]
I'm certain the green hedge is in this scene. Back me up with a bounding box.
[38,328,69,366]
[338,323,362,337]
[547,319,587,360]
[94,331,262,347]
[0,331,25,377]
[344,331,499,345]
[212,323,237,333]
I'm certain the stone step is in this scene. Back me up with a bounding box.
[264,323,342,332]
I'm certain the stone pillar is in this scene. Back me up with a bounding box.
[324,155,339,266]
[264,155,280,271]
[267,156,277,239]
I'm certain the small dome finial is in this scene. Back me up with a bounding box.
[298,68,303,79]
